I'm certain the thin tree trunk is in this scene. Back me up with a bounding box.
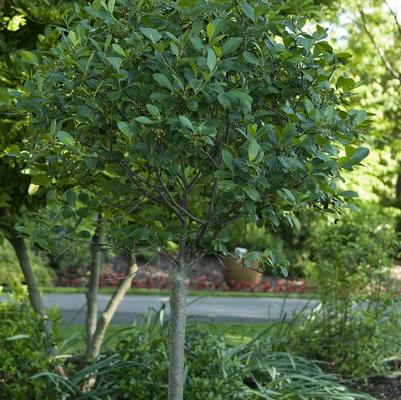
[8,235,54,353]
[168,260,189,400]
[85,259,138,361]
[396,167,401,200]
[85,215,103,353]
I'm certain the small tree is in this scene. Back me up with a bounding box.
[18,0,368,398]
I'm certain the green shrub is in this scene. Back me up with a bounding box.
[0,292,56,400]
[0,240,54,290]
[288,202,401,376]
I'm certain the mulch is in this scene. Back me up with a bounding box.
[349,376,401,400]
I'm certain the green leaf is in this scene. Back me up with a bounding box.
[242,2,255,22]
[0,88,9,105]
[20,50,39,65]
[207,48,217,72]
[179,115,194,130]
[189,35,203,50]
[218,180,236,191]
[336,76,355,91]
[153,73,173,91]
[217,93,231,108]
[135,116,154,125]
[117,121,131,136]
[131,227,151,240]
[112,43,126,57]
[229,90,252,102]
[140,27,162,43]
[107,56,123,71]
[243,51,259,65]
[108,0,115,13]
[244,186,260,201]
[305,98,314,114]
[207,23,215,41]
[6,334,30,341]
[28,183,40,195]
[277,188,296,204]
[354,110,367,126]
[336,51,353,59]
[146,104,160,117]
[222,37,242,55]
[248,139,260,162]
[340,190,359,198]
[77,105,92,120]
[341,146,369,171]
[56,131,75,146]
[222,149,234,171]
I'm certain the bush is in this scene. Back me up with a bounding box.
[288,202,401,376]
[0,292,56,400]
[0,240,54,290]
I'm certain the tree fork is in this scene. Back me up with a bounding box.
[85,257,138,361]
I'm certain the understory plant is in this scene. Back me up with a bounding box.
[288,203,401,376]
[35,308,374,400]
[0,240,54,290]
[0,291,58,400]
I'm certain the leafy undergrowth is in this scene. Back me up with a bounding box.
[36,308,374,400]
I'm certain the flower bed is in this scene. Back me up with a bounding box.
[54,274,307,293]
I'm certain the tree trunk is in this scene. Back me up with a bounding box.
[8,235,54,353]
[85,258,138,360]
[396,167,401,201]
[168,262,189,400]
[85,216,103,353]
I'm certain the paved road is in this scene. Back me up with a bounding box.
[43,294,317,324]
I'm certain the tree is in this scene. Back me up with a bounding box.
[0,0,74,348]
[332,1,401,215]
[17,0,368,397]
[0,0,136,362]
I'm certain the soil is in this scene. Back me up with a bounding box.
[349,376,401,400]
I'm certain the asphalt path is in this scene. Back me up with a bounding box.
[43,294,317,325]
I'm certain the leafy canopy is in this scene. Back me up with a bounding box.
[17,0,368,268]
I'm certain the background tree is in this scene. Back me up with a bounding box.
[17,0,368,398]
[327,1,401,219]
[0,0,75,347]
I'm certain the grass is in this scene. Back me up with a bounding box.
[41,286,314,299]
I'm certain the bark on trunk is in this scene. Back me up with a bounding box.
[85,216,103,354]
[8,235,53,353]
[85,259,138,361]
[168,263,189,400]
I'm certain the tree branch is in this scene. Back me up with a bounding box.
[357,3,401,82]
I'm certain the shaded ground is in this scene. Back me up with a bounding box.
[350,376,401,400]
